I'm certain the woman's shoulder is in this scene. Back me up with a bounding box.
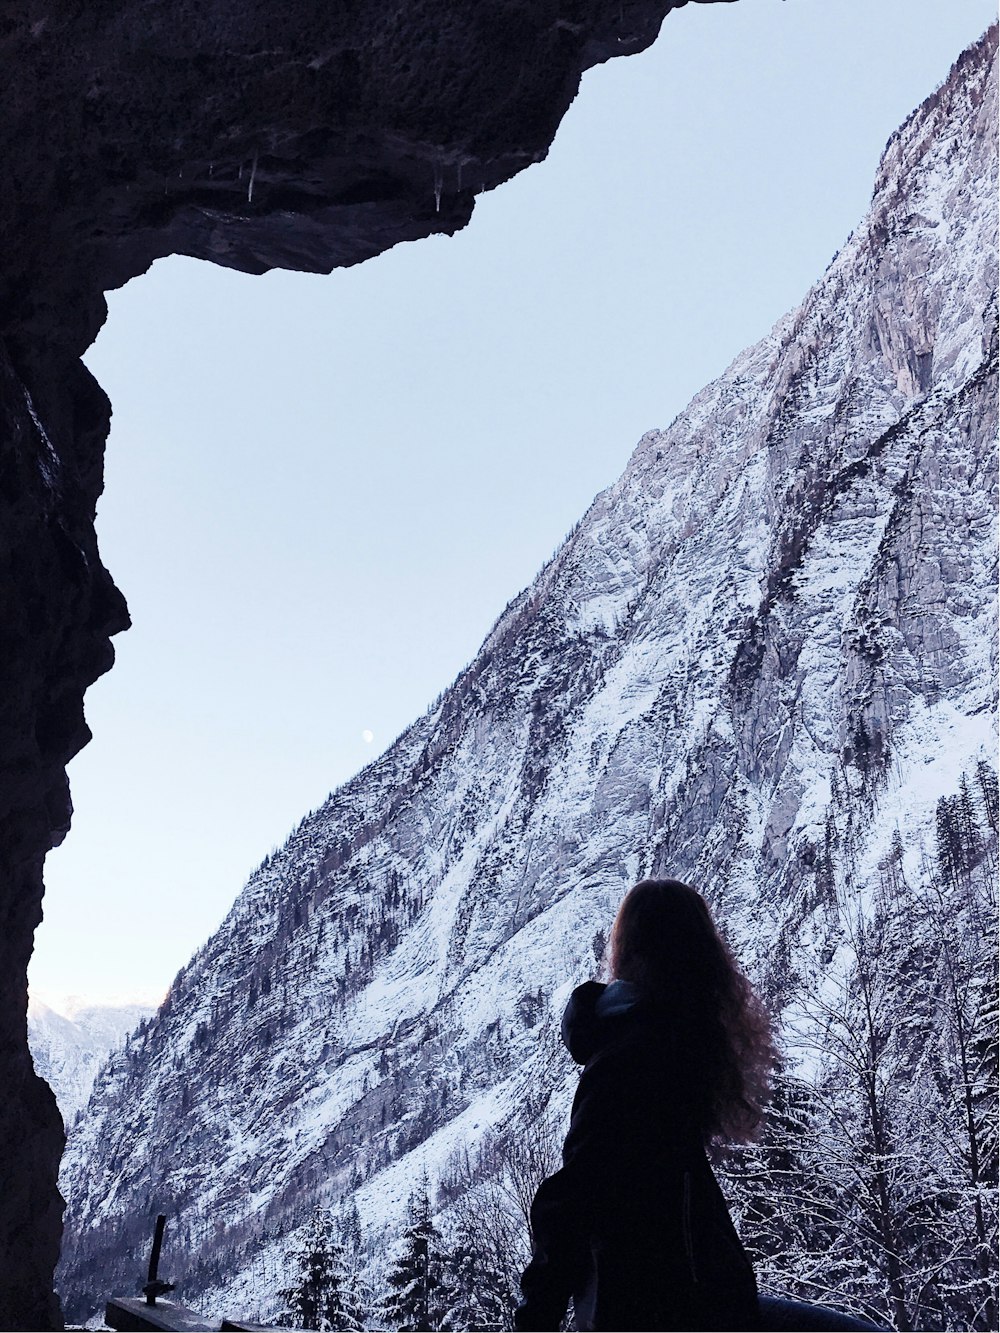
[560,981,608,1064]
[561,978,662,1065]
[565,998,699,1144]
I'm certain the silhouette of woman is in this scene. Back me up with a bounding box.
[513,879,885,1332]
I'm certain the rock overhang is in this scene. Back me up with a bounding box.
[3,0,734,359]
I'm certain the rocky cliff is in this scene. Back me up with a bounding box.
[0,1,720,1325]
[59,29,998,1330]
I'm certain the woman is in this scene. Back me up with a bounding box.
[513,879,884,1332]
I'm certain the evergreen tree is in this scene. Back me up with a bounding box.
[334,1198,371,1331]
[437,1216,513,1332]
[279,1207,359,1331]
[975,760,998,833]
[382,1184,447,1332]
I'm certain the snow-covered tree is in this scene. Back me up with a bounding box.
[381,1183,447,1332]
[279,1206,361,1331]
[723,1073,871,1319]
[910,854,998,1329]
[437,1215,514,1332]
[436,1105,563,1331]
[738,784,999,1332]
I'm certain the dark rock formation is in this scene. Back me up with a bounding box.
[0,0,726,1326]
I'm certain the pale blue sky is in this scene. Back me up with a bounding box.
[30,1,996,1007]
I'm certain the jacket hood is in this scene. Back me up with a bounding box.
[560,979,643,1064]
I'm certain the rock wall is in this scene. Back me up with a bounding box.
[0,0,726,1325]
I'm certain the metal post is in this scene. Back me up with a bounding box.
[142,1214,174,1306]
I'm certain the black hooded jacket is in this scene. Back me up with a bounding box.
[514,980,761,1332]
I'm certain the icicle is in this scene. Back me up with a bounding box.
[248,152,258,203]
[433,156,443,214]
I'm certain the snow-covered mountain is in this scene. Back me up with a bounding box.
[28,997,156,1125]
[58,30,997,1329]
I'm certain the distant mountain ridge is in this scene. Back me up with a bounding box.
[28,997,156,1125]
[58,29,997,1329]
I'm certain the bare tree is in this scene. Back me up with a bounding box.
[437,1098,563,1331]
[748,787,999,1332]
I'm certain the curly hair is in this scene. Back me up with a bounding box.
[609,878,776,1144]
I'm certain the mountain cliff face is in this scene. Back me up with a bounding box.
[59,30,998,1328]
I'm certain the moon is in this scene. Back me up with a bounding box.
[361,729,374,744]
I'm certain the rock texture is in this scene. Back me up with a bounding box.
[0,1,723,1325]
[58,30,998,1328]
